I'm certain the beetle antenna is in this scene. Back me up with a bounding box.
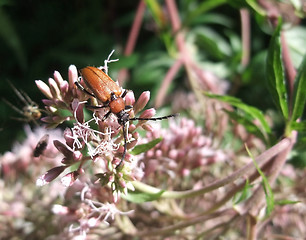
[130,113,179,121]
[116,123,127,169]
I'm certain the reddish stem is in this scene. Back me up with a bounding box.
[155,59,183,108]
[165,0,188,60]
[118,0,146,85]
[240,8,251,67]
[124,0,146,56]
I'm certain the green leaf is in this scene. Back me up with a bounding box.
[95,172,111,187]
[290,121,306,131]
[130,137,162,155]
[195,26,232,59]
[145,0,165,29]
[246,0,267,16]
[291,55,306,122]
[111,54,139,69]
[122,189,165,203]
[289,149,306,168]
[233,179,252,204]
[225,110,267,142]
[205,92,271,136]
[275,199,300,206]
[266,20,289,120]
[145,0,176,55]
[185,0,227,24]
[133,52,173,85]
[188,13,233,28]
[246,145,274,216]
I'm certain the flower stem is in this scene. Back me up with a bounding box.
[133,138,291,199]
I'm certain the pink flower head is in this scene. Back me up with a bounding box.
[142,117,230,179]
[33,60,171,196]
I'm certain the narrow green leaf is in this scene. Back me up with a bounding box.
[195,27,232,59]
[145,0,165,28]
[130,138,162,155]
[234,179,252,204]
[291,54,306,122]
[225,110,267,142]
[275,199,300,206]
[290,121,306,131]
[266,20,289,119]
[205,92,271,135]
[262,180,274,216]
[186,0,227,24]
[246,0,266,16]
[246,145,274,215]
[122,189,165,203]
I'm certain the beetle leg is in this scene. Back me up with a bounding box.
[125,105,133,110]
[74,81,96,98]
[102,110,112,121]
[86,104,108,109]
[84,98,107,109]
[116,123,127,169]
[121,89,129,98]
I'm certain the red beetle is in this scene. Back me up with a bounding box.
[77,66,177,168]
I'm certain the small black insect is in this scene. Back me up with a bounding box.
[33,134,49,157]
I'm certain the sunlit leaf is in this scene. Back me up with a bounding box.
[233,179,252,204]
[246,145,274,216]
[122,189,165,203]
[130,137,162,155]
[186,0,227,24]
[266,20,288,119]
[225,110,267,143]
[291,121,306,132]
[246,0,266,16]
[195,27,231,59]
[275,199,300,206]
[205,92,271,136]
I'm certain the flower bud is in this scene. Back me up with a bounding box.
[35,80,52,99]
[48,78,61,100]
[36,166,67,186]
[139,108,155,119]
[68,65,78,88]
[133,91,150,114]
[53,71,64,86]
[125,91,135,106]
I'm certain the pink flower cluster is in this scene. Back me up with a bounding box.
[34,63,160,196]
[143,117,229,179]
